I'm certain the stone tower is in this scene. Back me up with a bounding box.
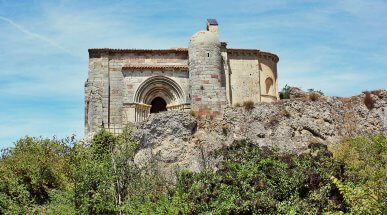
[188,19,227,118]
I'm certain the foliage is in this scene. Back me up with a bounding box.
[71,129,117,214]
[0,127,385,214]
[309,92,321,101]
[0,136,73,214]
[170,140,344,214]
[308,88,325,96]
[279,84,291,99]
[307,89,324,101]
[331,135,387,214]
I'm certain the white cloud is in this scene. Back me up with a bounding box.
[0,16,71,54]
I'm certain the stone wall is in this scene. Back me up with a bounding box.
[227,51,261,105]
[85,52,109,133]
[86,50,190,133]
[122,69,189,104]
[189,31,227,118]
[85,21,280,135]
[259,52,279,102]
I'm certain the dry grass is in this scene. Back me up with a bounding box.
[308,92,320,101]
[221,122,229,135]
[281,109,291,118]
[363,91,375,110]
[266,115,279,127]
[234,103,241,107]
[190,110,197,117]
[243,100,255,111]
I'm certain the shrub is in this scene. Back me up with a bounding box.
[308,92,320,101]
[281,108,291,118]
[171,140,344,214]
[234,102,241,107]
[0,137,74,213]
[221,122,229,135]
[243,100,255,110]
[363,91,375,110]
[190,110,197,117]
[279,84,291,99]
[308,88,324,96]
[331,136,387,214]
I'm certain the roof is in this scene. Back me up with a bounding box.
[88,48,188,57]
[227,48,279,62]
[122,64,188,70]
[88,47,278,62]
[207,19,218,25]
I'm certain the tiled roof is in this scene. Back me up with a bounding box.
[88,47,278,62]
[227,48,279,62]
[89,48,187,53]
[122,64,188,70]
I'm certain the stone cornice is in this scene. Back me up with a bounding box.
[227,48,279,63]
[122,64,188,70]
[88,47,279,63]
[88,48,188,58]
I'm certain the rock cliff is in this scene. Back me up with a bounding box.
[133,90,386,180]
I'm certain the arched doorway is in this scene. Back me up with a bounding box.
[133,76,186,122]
[150,97,167,113]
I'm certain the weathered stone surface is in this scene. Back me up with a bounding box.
[85,19,279,134]
[131,90,386,181]
[288,87,308,99]
[133,111,197,147]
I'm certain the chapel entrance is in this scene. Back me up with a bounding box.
[150,97,167,113]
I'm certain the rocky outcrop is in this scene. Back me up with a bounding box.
[288,87,308,99]
[133,89,386,181]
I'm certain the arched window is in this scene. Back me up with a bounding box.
[265,77,274,95]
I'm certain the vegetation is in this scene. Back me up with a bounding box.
[308,88,325,96]
[234,102,241,107]
[331,136,386,214]
[0,127,385,214]
[308,92,321,101]
[243,100,255,111]
[363,91,375,110]
[279,84,291,99]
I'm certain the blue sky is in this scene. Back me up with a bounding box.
[0,0,386,148]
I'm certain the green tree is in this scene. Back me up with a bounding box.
[0,136,73,214]
[331,135,387,214]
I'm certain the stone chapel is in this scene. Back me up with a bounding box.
[85,19,279,134]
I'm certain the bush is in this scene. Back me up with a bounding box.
[331,135,387,214]
[1,128,385,214]
[309,92,321,101]
[308,88,324,96]
[221,122,229,135]
[0,137,74,213]
[243,100,255,111]
[171,140,344,214]
[190,110,197,117]
[279,84,291,99]
[363,91,375,110]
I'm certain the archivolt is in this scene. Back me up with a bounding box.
[134,76,185,105]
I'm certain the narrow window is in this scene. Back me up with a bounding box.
[207,53,210,57]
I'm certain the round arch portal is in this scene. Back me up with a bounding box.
[134,75,186,106]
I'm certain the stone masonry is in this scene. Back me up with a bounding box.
[85,19,280,134]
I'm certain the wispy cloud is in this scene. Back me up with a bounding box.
[0,16,71,54]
